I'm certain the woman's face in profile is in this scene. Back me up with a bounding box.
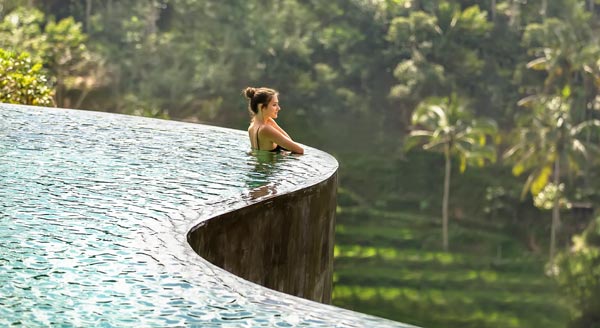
[263,95,280,119]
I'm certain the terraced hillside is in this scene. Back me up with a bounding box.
[331,200,571,328]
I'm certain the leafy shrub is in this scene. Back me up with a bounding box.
[0,48,53,106]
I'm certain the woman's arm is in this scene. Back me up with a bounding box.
[267,118,291,139]
[261,125,304,154]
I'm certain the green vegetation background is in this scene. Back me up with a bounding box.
[2,1,600,327]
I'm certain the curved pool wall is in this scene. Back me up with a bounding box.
[188,170,337,304]
[0,103,414,327]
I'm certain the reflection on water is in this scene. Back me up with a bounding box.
[245,150,288,199]
[245,149,282,188]
[0,104,409,327]
[249,183,278,200]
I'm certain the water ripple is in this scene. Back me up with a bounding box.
[0,104,410,327]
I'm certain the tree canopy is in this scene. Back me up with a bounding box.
[3,0,600,327]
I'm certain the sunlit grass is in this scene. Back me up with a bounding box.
[335,244,469,264]
[332,204,570,328]
[333,285,567,328]
[334,266,555,293]
[336,224,417,240]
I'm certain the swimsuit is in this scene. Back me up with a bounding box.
[255,126,287,152]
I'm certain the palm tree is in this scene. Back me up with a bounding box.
[405,94,497,251]
[515,11,600,268]
[504,95,600,267]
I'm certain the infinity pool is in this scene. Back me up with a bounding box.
[0,104,411,327]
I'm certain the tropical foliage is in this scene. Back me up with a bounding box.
[0,7,102,108]
[406,95,497,251]
[505,1,600,268]
[504,95,600,267]
[0,48,53,106]
[2,0,600,327]
[557,216,600,328]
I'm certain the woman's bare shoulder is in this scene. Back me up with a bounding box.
[258,124,279,136]
[248,122,255,131]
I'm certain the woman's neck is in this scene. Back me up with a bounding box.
[254,113,268,124]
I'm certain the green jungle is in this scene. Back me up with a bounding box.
[2,0,600,327]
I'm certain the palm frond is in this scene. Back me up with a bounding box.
[530,165,552,196]
[526,57,549,70]
[467,145,497,162]
[517,94,539,108]
[423,139,446,151]
[521,172,537,201]
[471,118,498,134]
[404,131,433,151]
[571,119,600,136]
[571,139,587,157]
[409,130,435,137]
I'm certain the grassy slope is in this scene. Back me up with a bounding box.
[331,204,571,328]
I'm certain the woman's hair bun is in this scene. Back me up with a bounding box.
[243,87,256,99]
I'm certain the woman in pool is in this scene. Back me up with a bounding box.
[243,87,304,154]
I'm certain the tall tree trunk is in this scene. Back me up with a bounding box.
[85,0,92,33]
[541,0,547,17]
[443,145,451,252]
[509,0,520,27]
[55,73,63,108]
[491,0,496,21]
[107,0,113,18]
[583,76,597,190]
[146,3,159,36]
[549,156,560,267]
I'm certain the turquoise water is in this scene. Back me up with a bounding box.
[0,104,411,327]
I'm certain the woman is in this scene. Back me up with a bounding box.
[243,87,304,154]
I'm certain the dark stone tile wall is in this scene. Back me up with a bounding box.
[188,171,338,304]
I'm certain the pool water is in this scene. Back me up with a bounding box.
[0,104,411,327]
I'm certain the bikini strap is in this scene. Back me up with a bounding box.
[255,125,261,150]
